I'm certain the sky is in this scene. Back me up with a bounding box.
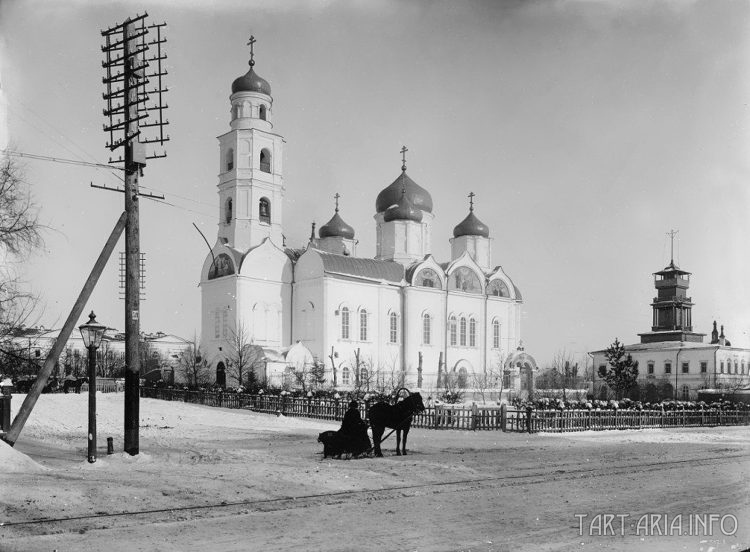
[0,0,748,367]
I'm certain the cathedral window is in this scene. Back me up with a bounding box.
[359,309,368,341]
[449,316,457,346]
[342,366,350,385]
[422,314,431,345]
[735,360,739,374]
[449,267,482,294]
[226,148,234,171]
[459,317,467,346]
[259,197,271,223]
[492,320,500,349]
[260,148,271,173]
[415,268,440,288]
[720,361,724,374]
[487,279,509,298]
[341,307,350,340]
[469,318,477,347]
[389,312,398,344]
[259,105,267,121]
[457,367,468,388]
[225,198,233,224]
[742,360,746,374]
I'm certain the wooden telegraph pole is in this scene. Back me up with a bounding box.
[101,13,168,455]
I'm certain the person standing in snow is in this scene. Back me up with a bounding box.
[339,400,371,455]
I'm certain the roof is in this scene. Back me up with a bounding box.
[318,251,404,283]
[453,211,489,238]
[590,341,724,355]
[375,171,433,214]
[319,212,355,239]
[231,67,271,95]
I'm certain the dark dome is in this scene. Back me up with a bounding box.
[384,193,423,223]
[453,211,489,238]
[231,67,271,95]
[319,212,355,239]
[376,172,433,214]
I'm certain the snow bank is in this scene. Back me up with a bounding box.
[541,427,750,444]
[0,440,48,473]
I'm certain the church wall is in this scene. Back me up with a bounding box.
[200,276,238,374]
[403,286,445,389]
[291,277,325,359]
[444,291,485,383]
[486,297,521,361]
[236,276,290,348]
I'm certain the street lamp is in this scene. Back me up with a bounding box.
[79,311,106,463]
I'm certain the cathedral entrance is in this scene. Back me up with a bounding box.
[216,362,226,389]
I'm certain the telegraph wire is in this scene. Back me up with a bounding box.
[1,150,124,171]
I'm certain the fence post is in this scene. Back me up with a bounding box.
[434,406,440,429]
[471,402,478,431]
[1,386,11,433]
[500,403,507,432]
[526,406,533,434]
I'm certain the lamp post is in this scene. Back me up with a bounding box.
[79,311,106,463]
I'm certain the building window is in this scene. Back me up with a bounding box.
[459,317,467,346]
[260,148,271,173]
[341,307,350,340]
[259,197,271,223]
[259,105,267,121]
[422,314,431,345]
[742,360,746,375]
[700,361,707,374]
[664,362,671,374]
[342,366,350,385]
[647,362,654,375]
[226,148,234,171]
[720,361,724,374]
[389,312,398,344]
[469,318,477,347]
[449,316,457,346]
[359,309,368,341]
[681,385,690,401]
[225,198,233,224]
[492,320,500,349]
[734,360,739,375]
[681,362,689,374]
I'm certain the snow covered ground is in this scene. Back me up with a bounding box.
[1,393,749,551]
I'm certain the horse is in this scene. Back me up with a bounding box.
[368,390,425,457]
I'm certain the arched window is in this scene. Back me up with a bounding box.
[259,197,271,223]
[342,366,350,385]
[359,309,368,341]
[469,318,477,347]
[735,360,739,374]
[459,317,467,346]
[225,197,233,224]
[458,367,468,388]
[389,312,398,344]
[341,307,350,340]
[720,361,724,374]
[260,148,271,173]
[492,320,500,349]
[487,279,510,297]
[415,268,440,288]
[449,267,482,294]
[681,384,690,401]
[742,360,746,375]
[259,105,267,121]
[449,315,457,346]
[422,314,431,345]
[225,148,234,171]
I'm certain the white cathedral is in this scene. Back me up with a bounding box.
[200,44,536,393]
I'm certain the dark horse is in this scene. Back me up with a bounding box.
[368,392,425,457]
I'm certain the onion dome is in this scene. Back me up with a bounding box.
[319,212,355,239]
[376,172,433,214]
[384,191,423,223]
[231,36,271,95]
[453,192,489,238]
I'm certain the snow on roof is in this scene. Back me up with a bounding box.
[318,251,404,283]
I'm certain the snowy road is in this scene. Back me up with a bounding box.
[1,394,749,551]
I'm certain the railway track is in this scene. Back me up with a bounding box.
[3,451,748,532]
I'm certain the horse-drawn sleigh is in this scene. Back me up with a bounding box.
[318,388,425,459]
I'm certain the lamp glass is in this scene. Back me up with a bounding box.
[79,312,107,349]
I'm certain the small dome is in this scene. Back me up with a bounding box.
[376,172,433,214]
[319,212,355,239]
[384,193,423,223]
[453,211,489,238]
[231,67,271,95]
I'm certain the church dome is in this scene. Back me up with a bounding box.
[319,212,355,239]
[376,172,433,214]
[453,211,489,238]
[231,67,271,95]
[384,193,423,223]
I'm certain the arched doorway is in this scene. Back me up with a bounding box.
[216,362,226,389]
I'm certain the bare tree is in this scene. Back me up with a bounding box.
[225,321,264,387]
[176,338,210,388]
[0,158,43,342]
[471,351,510,404]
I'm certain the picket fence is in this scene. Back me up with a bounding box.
[140,388,750,433]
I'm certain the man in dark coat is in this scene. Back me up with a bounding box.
[338,400,371,456]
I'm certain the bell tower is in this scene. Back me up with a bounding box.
[217,37,285,252]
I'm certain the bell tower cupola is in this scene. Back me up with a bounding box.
[217,36,285,252]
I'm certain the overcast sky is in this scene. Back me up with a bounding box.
[1,0,748,367]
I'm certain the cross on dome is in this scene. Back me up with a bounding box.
[247,35,257,67]
[468,191,475,212]
[400,145,408,172]
[334,192,340,213]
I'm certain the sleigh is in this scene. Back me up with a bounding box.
[317,422,372,459]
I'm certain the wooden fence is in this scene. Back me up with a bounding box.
[139,388,750,433]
